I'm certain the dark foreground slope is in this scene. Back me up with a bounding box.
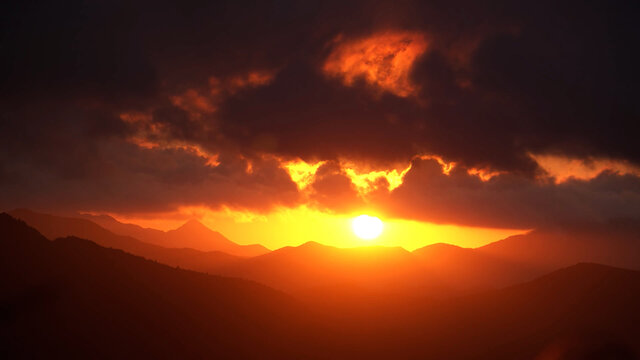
[384,262,640,359]
[0,214,319,359]
[320,263,640,360]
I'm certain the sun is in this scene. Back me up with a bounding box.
[352,215,384,240]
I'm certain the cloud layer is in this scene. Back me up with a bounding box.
[1,0,639,228]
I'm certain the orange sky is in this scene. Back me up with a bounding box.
[99,154,525,250]
[99,152,640,251]
[106,205,526,251]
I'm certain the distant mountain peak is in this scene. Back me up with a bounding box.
[297,241,329,249]
[176,219,210,232]
[412,242,467,256]
[415,242,463,251]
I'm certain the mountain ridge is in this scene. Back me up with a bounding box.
[9,209,640,305]
[0,213,320,359]
[6,209,242,274]
[13,208,269,257]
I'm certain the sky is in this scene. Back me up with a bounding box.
[1,0,639,249]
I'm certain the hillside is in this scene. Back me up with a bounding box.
[0,213,320,359]
[342,263,640,359]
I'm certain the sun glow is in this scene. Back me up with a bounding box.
[107,206,527,250]
[352,215,384,240]
[342,162,412,194]
[282,159,326,190]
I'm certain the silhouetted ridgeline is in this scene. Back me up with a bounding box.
[76,211,270,256]
[8,208,245,274]
[11,208,269,256]
[13,209,640,301]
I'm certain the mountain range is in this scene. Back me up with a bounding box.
[9,209,640,300]
[2,213,639,359]
[8,208,242,273]
[0,213,317,359]
[76,212,270,256]
[13,208,269,257]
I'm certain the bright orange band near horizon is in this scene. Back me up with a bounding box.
[88,150,640,252]
[104,205,528,251]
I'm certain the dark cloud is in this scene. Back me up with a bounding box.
[308,162,364,212]
[384,158,640,229]
[0,137,301,214]
[212,0,639,174]
[218,63,426,165]
[461,0,639,165]
[1,0,639,226]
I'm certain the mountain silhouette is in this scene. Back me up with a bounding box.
[2,213,640,359]
[10,209,640,305]
[408,222,640,294]
[77,211,269,256]
[412,242,541,290]
[477,220,640,273]
[75,212,167,242]
[0,213,319,359]
[350,262,640,359]
[213,224,640,311]
[216,241,472,300]
[163,218,269,256]
[8,209,241,274]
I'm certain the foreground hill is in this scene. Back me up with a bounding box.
[351,262,640,359]
[0,214,319,359]
[16,209,269,256]
[1,214,639,359]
